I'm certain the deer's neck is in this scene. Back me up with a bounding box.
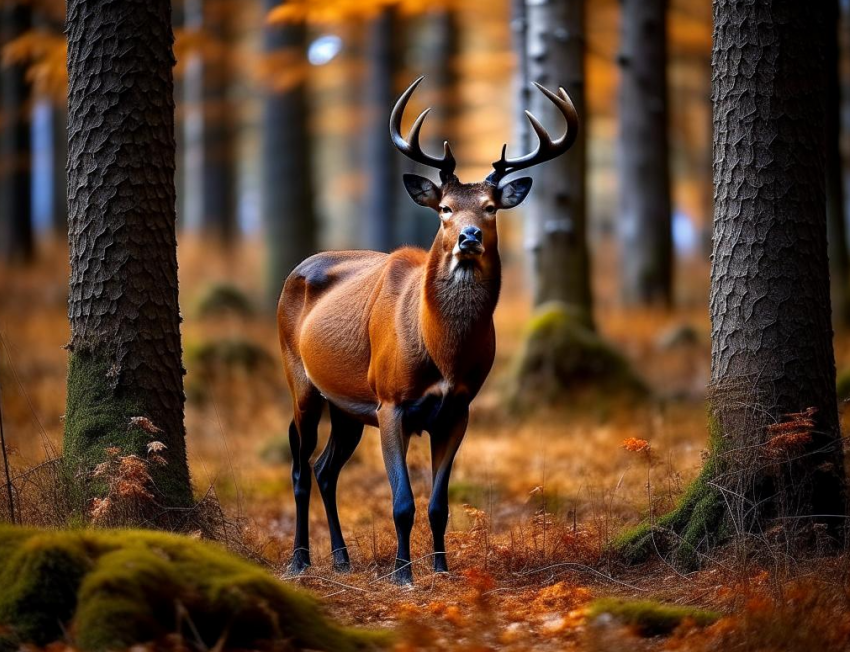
[420,248,501,379]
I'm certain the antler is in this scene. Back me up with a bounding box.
[390,76,457,183]
[485,82,578,186]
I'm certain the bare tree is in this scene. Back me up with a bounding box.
[363,6,399,251]
[618,0,673,306]
[183,0,238,243]
[64,0,192,508]
[261,0,317,308]
[0,1,34,263]
[523,0,592,324]
[619,0,846,568]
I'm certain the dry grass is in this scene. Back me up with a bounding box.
[2,236,850,650]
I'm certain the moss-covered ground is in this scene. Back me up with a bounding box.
[0,525,388,651]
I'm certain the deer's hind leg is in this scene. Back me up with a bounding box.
[288,385,324,575]
[314,403,363,572]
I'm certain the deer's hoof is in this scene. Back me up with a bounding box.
[331,548,351,573]
[391,559,414,585]
[288,549,312,575]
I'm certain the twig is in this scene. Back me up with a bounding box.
[0,380,15,523]
[513,562,648,592]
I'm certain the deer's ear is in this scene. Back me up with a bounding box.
[403,174,441,210]
[497,177,532,209]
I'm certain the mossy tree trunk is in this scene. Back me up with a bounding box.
[363,6,399,252]
[65,0,192,508]
[183,0,238,243]
[826,0,850,327]
[261,0,317,309]
[619,0,847,568]
[618,0,673,307]
[508,0,642,410]
[524,0,592,326]
[0,0,34,264]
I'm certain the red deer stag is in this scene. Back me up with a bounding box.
[277,77,577,584]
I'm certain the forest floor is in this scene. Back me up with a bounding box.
[2,238,850,651]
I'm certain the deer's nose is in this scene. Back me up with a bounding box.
[457,226,483,252]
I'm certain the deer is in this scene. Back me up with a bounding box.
[277,77,577,584]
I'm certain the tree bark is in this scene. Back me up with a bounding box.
[49,104,68,235]
[64,0,192,509]
[826,0,849,325]
[619,0,847,568]
[618,0,673,306]
[261,0,317,308]
[0,1,34,264]
[183,0,238,243]
[524,0,593,327]
[363,6,399,252]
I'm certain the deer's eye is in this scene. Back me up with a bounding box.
[440,205,453,216]
[484,205,496,214]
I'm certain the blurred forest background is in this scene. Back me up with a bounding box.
[3,0,850,649]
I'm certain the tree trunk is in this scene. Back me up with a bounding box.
[619,0,847,568]
[261,0,317,308]
[363,6,398,252]
[64,0,192,510]
[50,104,68,235]
[524,0,592,326]
[0,1,34,264]
[618,0,673,306]
[826,0,849,326]
[183,0,238,243]
[399,8,459,249]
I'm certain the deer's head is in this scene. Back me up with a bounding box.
[390,77,578,277]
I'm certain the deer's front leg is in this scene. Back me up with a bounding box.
[378,404,415,584]
[429,406,468,574]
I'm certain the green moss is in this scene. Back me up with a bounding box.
[194,283,255,319]
[0,525,389,651]
[507,301,647,411]
[613,414,728,570]
[589,598,720,636]
[837,368,850,402]
[63,351,192,510]
[186,338,273,373]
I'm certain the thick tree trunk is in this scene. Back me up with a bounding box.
[363,6,398,252]
[826,0,849,326]
[618,0,673,306]
[261,0,317,308]
[0,1,34,264]
[183,0,238,242]
[524,0,592,326]
[619,0,846,568]
[64,0,192,509]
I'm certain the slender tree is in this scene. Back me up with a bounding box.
[620,0,846,567]
[618,0,673,306]
[0,1,34,263]
[183,0,238,242]
[826,0,849,325]
[261,0,317,308]
[363,5,399,251]
[400,7,459,249]
[64,0,192,508]
[524,0,592,325]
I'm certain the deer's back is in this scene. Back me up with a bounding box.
[277,248,429,420]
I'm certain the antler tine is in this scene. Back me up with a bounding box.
[389,77,457,182]
[486,82,578,185]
